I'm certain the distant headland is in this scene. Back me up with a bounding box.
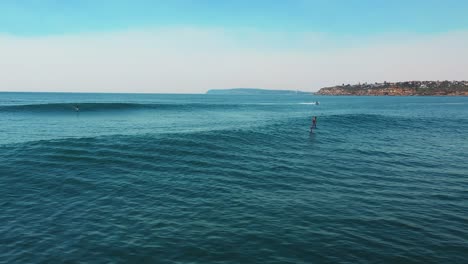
[206,88,311,95]
[316,81,468,96]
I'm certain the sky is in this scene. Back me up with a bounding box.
[1,0,468,93]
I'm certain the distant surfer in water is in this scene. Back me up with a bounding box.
[74,105,80,112]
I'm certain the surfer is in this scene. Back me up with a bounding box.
[74,105,80,112]
[310,116,317,133]
[315,101,319,105]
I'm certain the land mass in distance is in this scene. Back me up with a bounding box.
[206,88,311,95]
[316,81,468,96]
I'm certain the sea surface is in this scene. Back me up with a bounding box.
[1,92,467,263]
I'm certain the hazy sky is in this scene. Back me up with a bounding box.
[1,0,468,93]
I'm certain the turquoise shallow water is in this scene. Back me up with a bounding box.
[1,93,467,263]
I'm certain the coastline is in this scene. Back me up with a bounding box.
[315,81,468,96]
[314,94,468,96]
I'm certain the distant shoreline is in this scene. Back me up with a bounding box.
[206,88,311,95]
[314,94,468,97]
[315,81,468,96]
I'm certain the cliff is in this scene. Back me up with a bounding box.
[316,81,468,96]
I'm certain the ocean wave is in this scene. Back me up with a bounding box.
[0,102,245,113]
[0,101,328,114]
[1,110,468,263]
[0,102,155,112]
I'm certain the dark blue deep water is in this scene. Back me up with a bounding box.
[1,93,467,263]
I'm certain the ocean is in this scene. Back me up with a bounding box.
[1,92,467,263]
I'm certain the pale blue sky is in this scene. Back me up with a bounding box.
[1,1,468,92]
[2,0,468,36]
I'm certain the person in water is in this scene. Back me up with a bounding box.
[74,105,80,112]
[312,116,317,128]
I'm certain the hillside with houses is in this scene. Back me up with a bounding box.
[316,81,468,96]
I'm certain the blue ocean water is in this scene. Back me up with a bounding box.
[1,92,467,263]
